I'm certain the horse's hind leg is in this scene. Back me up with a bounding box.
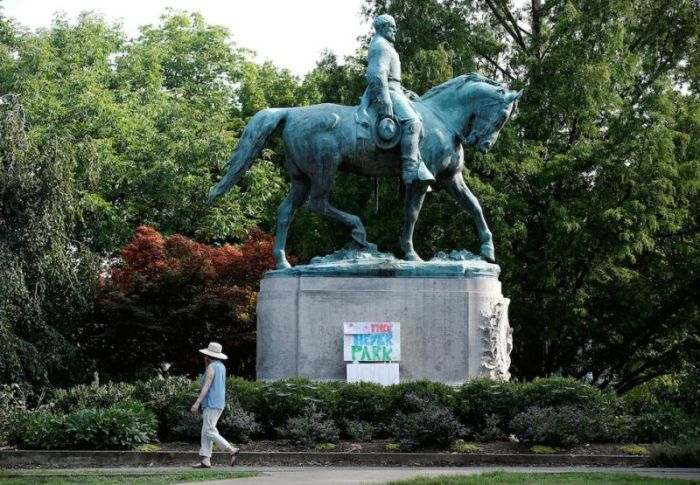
[307,179,373,251]
[401,182,430,261]
[273,179,310,269]
[440,172,495,262]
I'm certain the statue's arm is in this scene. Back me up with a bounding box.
[366,44,392,117]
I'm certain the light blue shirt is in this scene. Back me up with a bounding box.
[201,360,226,410]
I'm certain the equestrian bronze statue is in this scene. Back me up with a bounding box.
[209,15,521,269]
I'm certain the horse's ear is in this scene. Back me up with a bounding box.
[505,90,523,103]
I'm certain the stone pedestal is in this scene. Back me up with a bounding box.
[256,250,512,384]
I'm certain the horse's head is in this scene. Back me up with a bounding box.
[464,86,522,153]
[421,74,522,154]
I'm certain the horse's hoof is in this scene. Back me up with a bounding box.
[275,251,292,269]
[404,251,423,262]
[480,244,495,262]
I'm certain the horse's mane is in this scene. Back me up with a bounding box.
[421,72,503,100]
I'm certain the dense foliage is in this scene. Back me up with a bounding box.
[354,0,700,389]
[0,98,100,387]
[2,376,697,450]
[4,402,156,450]
[86,226,276,380]
[1,2,698,392]
[0,10,291,387]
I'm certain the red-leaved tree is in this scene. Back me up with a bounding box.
[84,226,276,380]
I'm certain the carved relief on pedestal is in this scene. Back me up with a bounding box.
[479,297,513,380]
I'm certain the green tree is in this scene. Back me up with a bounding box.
[6,10,288,252]
[359,0,700,389]
[0,10,292,387]
[0,97,100,387]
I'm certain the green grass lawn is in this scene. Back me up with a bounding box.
[0,469,257,485]
[384,471,689,485]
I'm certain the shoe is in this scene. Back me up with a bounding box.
[415,160,435,182]
[230,448,240,466]
[191,461,211,469]
[401,157,435,185]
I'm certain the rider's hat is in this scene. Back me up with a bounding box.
[373,115,402,150]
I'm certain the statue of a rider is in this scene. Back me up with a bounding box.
[367,14,435,186]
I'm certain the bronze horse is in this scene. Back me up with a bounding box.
[209,73,521,269]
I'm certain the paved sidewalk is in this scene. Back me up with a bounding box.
[184,466,700,484]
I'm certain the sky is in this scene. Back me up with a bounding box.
[2,0,370,76]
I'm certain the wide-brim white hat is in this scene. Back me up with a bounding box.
[199,342,228,360]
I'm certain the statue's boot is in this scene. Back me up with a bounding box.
[400,117,435,185]
[401,156,435,185]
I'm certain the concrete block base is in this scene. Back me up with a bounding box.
[256,270,512,384]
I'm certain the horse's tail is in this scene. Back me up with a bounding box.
[208,108,289,204]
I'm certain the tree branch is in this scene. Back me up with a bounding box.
[484,0,529,53]
[464,36,516,80]
[496,0,529,45]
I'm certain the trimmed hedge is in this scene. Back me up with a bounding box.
[3,374,698,450]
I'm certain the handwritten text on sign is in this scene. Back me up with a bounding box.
[343,322,401,362]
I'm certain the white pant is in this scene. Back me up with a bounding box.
[199,408,232,457]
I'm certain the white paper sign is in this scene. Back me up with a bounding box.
[347,362,399,385]
[343,322,400,362]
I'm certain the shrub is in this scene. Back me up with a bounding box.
[64,402,156,450]
[623,373,700,418]
[133,376,196,439]
[170,410,201,442]
[0,384,31,445]
[620,444,649,455]
[218,402,261,443]
[3,402,156,450]
[616,406,700,444]
[456,379,523,436]
[225,378,266,416]
[388,380,457,412]
[390,392,465,450]
[473,414,505,442]
[50,381,136,413]
[255,378,327,436]
[646,443,700,467]
[314,443,336,450]
[332,381,391,432]
[521,377,613,409]
[3,410,67,449]
[530,445,557,454]
[343,419,377,442]
[451,440,482,453]
[162,381,201,441]
[281,405,339,448]
[136,443,161,452]
[620,373,700,444]
[133,376,193,415]
[510,405,614,446]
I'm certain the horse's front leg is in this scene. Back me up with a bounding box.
[401,182,430,261]
[439,173,495,262]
